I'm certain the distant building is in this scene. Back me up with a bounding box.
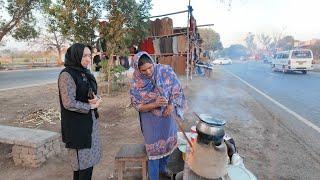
[294,39,320,48]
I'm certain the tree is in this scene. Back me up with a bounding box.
[35,16,67,64]
[245,32,256,55]
[46,0,103,46]
[198,28,223,51]
[257,33,272,51]
[269,30,285,53]
[310,40,320,60]
[121,0,152,47]
[277,35,294,51]
[103,0,152,56]
[224,44,249,59]
[0,0,49,42]
[101,0,151,93]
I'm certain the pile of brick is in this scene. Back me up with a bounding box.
[11,138,61,167]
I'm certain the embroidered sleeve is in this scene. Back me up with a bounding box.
[58,72,91,113]
[130,93,142,111]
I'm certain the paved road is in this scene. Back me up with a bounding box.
[223,61,320,127]
[0,68,63,91]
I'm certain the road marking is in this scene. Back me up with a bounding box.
[225,69,320,133]
[0,81,56,92]
[0,67,63,73]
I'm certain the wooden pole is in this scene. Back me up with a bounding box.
[174,115,194,150]
[149,10,188,19]
[186,2,191,87]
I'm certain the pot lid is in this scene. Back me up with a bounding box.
[199,114,226,126]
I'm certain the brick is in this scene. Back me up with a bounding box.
[13,158,22,165]
[11,151,19,158]
[23,155,33,163]
[29,162,41,168]
[28,153,43,160]
[13,155,21,161]
[28,148,37,154]
[19,152,26,159]
[21,147,29,154]
[22,161,32,167]
[12,145,22,154]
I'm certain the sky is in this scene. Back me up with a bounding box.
[1,0,320,50]
[150,0,320,47]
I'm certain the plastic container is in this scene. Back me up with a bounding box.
[178,144,186,161]
[177,132,191,161]
[190,125,197,142]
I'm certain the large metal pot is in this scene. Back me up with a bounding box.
[196,114,226,146]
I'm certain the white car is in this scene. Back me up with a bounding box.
[212,58,232,65]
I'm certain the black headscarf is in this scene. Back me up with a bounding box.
[64,43,97,94]
[64,43,90,69]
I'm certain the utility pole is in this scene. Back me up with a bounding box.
[186,0,191,87]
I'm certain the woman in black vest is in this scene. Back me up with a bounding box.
[58,43,102,180]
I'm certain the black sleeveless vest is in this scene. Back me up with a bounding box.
[59,67,96,149]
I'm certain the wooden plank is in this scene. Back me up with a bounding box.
[142,160,148,180]
[115,144,146,159]
[117,161,124,180]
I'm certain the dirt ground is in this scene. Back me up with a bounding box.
[0,67,319,180]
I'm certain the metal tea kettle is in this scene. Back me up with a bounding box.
[188,113,229,179]
[196,114,226,146]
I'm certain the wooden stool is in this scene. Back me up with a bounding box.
[115,144,147,180]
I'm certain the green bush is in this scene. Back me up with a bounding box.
[100,59,127,93]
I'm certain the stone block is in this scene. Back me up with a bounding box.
[0,137,14,144]
[38,157,46,163]
[37,145,45,152]
[48,144,53,151]
[46,151,55,158]
[53,145,61,154]
[43,148,49,155]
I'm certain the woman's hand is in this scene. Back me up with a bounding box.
[89,96,102,109]
[138,96,168,112]
[154,96,168,107]
[163,104,174,117]
[88,95,98,104]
